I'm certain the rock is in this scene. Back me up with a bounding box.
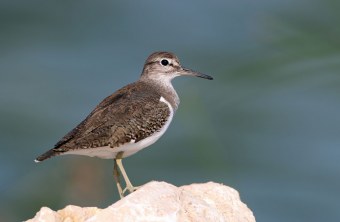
[27,181,255,222]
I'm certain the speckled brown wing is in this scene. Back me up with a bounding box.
[35,81,171,161]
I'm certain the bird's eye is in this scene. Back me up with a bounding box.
[161,59,169,66]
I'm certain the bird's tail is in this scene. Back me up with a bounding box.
[35,149,58,162]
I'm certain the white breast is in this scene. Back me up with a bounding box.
[64,96,174,159]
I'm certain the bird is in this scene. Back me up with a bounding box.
[35,51,213,198]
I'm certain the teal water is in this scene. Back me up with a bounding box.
[1,0,340,221]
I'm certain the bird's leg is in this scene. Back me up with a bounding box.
[113,159,124,199]
[116,152,139,194]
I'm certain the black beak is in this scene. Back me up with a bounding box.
[181,67,213,80]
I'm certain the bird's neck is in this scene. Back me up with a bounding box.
[139,77,180,111]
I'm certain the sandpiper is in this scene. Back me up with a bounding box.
[35,51,213,198]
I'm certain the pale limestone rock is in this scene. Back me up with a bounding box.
[27,181,255,222]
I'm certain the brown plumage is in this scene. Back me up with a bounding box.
[35,81,171,161]
[35,51,213,198]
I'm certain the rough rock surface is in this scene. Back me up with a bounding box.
[27,181,255,222]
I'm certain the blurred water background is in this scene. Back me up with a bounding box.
[1,0,340,221]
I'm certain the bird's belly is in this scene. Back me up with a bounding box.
[64,120,171,159]
[64,97,174,159]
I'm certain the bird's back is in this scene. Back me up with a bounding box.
[35,81,172,161]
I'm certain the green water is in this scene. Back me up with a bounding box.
[1,1,340,221]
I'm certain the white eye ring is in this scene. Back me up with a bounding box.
[160,59,169,66]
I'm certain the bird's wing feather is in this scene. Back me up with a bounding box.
[53,82,170,152]
[53,87,129,148]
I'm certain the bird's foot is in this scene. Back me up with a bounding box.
[122,185,140,195]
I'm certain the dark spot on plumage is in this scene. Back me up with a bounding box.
[111,93,126,103]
